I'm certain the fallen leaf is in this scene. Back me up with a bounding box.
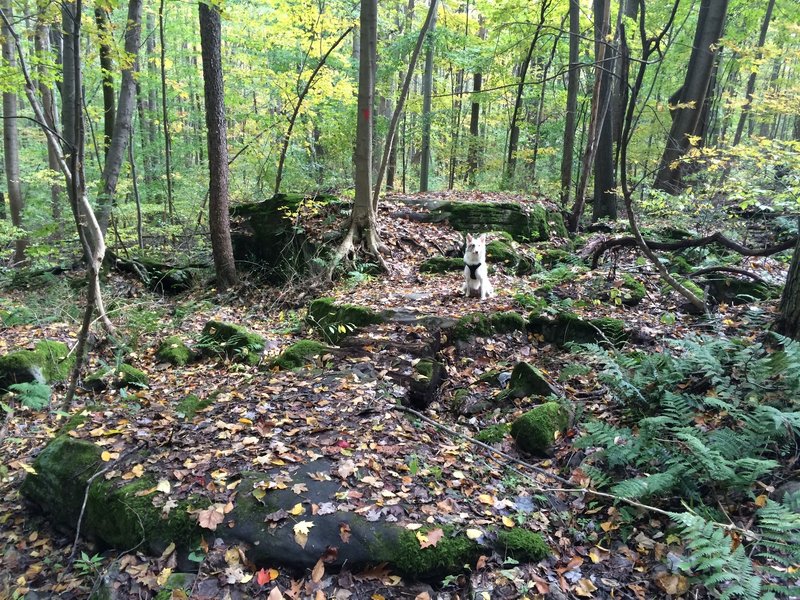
[294,520,314,548]
[156,479,171,494]
[465,528,483,540]
[501,516,515,528]
[256,568,279,585]
[419,528,444,549]
[655,572,689,595]
[267,586,285,600]
[289,502,305,516]
[311,558,324,582]
[197,504,225,530]
[339,523,351,543]
[574,577,597,597]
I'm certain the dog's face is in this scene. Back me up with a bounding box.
[464,233,487,263]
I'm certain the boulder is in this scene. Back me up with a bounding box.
[451,311,526,341]
[528,312,627,347]
[0,340,74,392]
[698,275,780,305]
[419,257,464,274]
[427,202,560,242]
[306,298,384,343]
[199,321,265,365]
[156,336,194,366]
[230,193,338,282]
[270,340,327,370]
[511,402,569,454]
[502,363,559,399]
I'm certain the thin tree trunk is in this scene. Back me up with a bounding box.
[274,26,353,195]
[731,0,775,146]
[777,231,800,340]
[591,0,616,222]
[34,20,62,227]
[559,0,580,206]
[531,21,563,180]
[95,5,114,156]
[159,0,174,220]
[373,0,438,208]
[129,129,143,249]
[2,0,25,265]
[419,4,438,193]
[199,0,237,289]
[97,0,143,236]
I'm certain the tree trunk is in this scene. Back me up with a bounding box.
[653,0,728,193]
[2,0,25,265]
[559,0,580,206]
[419,5,437,193]
[731,0,775,146]
[591,0,616,222]
[95,5,115,156]
[159,0,174,220]
[531,21,563,180]
[199,0,237,290]
[372,0,438,209]
[465,20,485,187]
[777,232,800,340]
[96,0,143,237]
[34,20,62,227]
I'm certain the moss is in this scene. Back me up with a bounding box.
[307,298,384,342]
[175,394,212,419]
[453,313,493,340]
[528,312,627,347]
[60,409,90,433]
[451,388,469,412]
[156,336,193,366]
[84,366,112,392]
[0,340,74,391]
[620,274,646,306]
[419,257,464,274]
[496,528,549,562]
[538,249,573,268]
[117,364,149,388]
[414,359,434,380]
[271,340,327,370]
[429,202,552,242]
[547,212,569,239]
[200,320,265,365]
[486,240,518,267]
[667,254,693,274]
[490,311,526,333]
[388,527,481,578]
[510,402,568,454]
[475,423,510,443]
[503,363,556,399]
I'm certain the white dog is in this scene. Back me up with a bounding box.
[462,233,494,300]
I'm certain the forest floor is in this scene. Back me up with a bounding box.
[0,191,791,600]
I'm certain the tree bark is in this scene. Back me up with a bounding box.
[653,0,728,193]
[777,232,800,340]
[591,0,616,222]
[2,0,25,265]
[34,20,62,226]
[731,0,775,146]
[159,0,174,220]
[199,0,237,290]
[559,0,581,206]
[95,5,115,156]
[96,0,143,236]
[419,4,437,193]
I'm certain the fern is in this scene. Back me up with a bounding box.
[8,382,51,409]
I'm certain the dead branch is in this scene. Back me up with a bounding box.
[591,233,797,269]
[688,265,771,285]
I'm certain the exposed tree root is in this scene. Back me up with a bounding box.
[591,232,796,269]
[324,216,388,282]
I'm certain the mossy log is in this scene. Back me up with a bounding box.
[528,312,627,347]
[156,336,194,366]
[270,340,328,370]
[106,250,199,295]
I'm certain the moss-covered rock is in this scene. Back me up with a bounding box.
[486,240,518,267]
[419,257,464,274]
[510,402,568,454]
[230,193,338,282]
[0,340,74,392]
[156,336,193,366]
[408,359,446,409]
[452,311,526,340]
[271,340,327,370]
[306,298,384,342]
[503,363,559,399]
[528,312,627,347]
[495,528,549,562]
[199,320,265,365]
[699,275,780,305]
[389,527,481,578]
[428,202,552,242]
[475,423,510,443]
[117,364,149,388]
[175,394,212,419]
[84,366,112,392]
[620,274,647,306]
[20,436,201,555]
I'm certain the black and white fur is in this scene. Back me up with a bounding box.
[462,233,494,300]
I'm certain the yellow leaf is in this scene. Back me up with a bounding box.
[478,494,494,505]
[588,547,607,563]
[156,567,172,586]
[501,516,515,528]
[754,494,768,507]
[465,528,483,540]
[156,479,171,494]
[575,577,597,597]
[253,488,266,500]
[101,451,112,462]
[131,464,144,477]
[289,503,305,516]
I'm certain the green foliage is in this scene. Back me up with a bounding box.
[474,423,510,443]
[577,335,799,502]
[74,551,104,577]
[7,382,52,409]
[389,527,480,578]
[495,528,549,563]
[175,394,212,419]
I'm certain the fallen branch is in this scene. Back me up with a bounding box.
[591,232,796,269]
[688,265,771,285]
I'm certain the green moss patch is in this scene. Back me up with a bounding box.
[475,423,510,443]
[0,340,74,391]
[452,311,526,340]
[501,363,558,399]
[306,298,384,342]
[199,320,265,365]
[271,340,327,370]
[496,528,549,562]
[428,202,552,242]
[388,527,481,578]
[528,312,627,347]
[511,402,568,454]
[117,364,149,388]
[419,257,464,274]
[176,394,212,419]
[156,336,193,366]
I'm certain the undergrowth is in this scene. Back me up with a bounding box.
[576,333,800,598]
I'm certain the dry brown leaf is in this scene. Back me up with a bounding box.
[311,558,324,583]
